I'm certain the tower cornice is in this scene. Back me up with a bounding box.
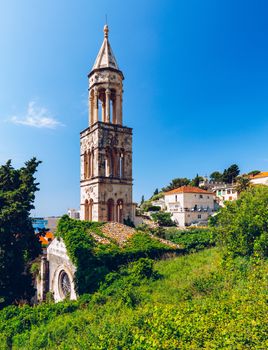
[88,67,124,80]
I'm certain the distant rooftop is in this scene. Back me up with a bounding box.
[250,171,268,179]
[164,186,214,195]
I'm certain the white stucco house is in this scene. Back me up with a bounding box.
[213,184,238,206]
[164,186,215,227]
[250,172,268,186]
[151,198,166,210]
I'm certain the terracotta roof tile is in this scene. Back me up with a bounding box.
[164,186,214,195]
[39,231,54,245]
[250,171,268,179]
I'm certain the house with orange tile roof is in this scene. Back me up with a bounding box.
[250,172,268,186]
[39,231,54,246]
[164,186,216,227]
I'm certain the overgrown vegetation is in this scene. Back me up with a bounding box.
[210,163,240,183]
[0,158,42,308]
[210,185,268,258]
[56,215,176,294]
[1,183,268,349]
[164,227,215,252]
[151,212,175,226]
[0,248,267,349]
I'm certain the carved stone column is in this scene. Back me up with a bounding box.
[94,89,98,123]
[101,102,105,122]
[105,89,111,123]
[116,92,122,125]
[89,95,94,126]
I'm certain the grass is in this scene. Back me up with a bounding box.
[1,247,268,349]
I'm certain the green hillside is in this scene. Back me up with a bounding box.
[1,247,267,349]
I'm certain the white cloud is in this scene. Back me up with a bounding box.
[10,101,64,129]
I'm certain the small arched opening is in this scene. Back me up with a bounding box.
[84,152,88,179]
[85,199,89,220]
[89,199,93,221]
[116,199,124,223]
[90,149,94,178]
[107,198,114,222]
[119,150,124,178]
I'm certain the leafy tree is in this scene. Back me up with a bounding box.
[190,174,203,187]
[248,170,261,176]
[0,158,42,307]
[234,176,251,194]
[150,192,164,201]
[140,200,151,212]
[153,188,159,196]
[222,164,240,184]
[162,178,190,192]
[140,195,145,205]
[151,212,175,226]
[210,171,223,182]
[210,186,268,258]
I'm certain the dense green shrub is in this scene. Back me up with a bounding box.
[210,185,268,258]
[56,216,176,294]
[151,212,175,226]
[1,248,268,349]
[164,228,214,252]
[147,206,161,212]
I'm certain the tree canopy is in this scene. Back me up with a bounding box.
[0,158,42,307]
[162,178,190,192]
[190,174,203,187]
[210,171,223,182]
[222,164,240,184]
[210,186,268,258]
[234,175,251,194]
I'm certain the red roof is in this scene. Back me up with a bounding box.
[164,186,214,195]
[39,231,54,245]
[250,171,268,179]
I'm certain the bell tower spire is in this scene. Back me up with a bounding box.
[80,25,134,223]
[88,25,123,127]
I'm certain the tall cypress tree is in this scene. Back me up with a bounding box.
[0,158,42,307]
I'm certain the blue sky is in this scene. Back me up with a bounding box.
[1,0,268,216]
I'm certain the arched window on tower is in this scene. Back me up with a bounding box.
[107,198,114,222]
[119,151,124,178]
[105,149,112,177]
[111,89,116,124]
[87,151,91,179]
[89,199,93,221]
[85,199,93,221]
[112,149,118,177]
[116,199,123,223]
[91,149,94,178]
[85,199,89,220]
[84,152,88,179]
[98,88,106,122]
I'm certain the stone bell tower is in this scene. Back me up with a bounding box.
[80,25,134,223]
